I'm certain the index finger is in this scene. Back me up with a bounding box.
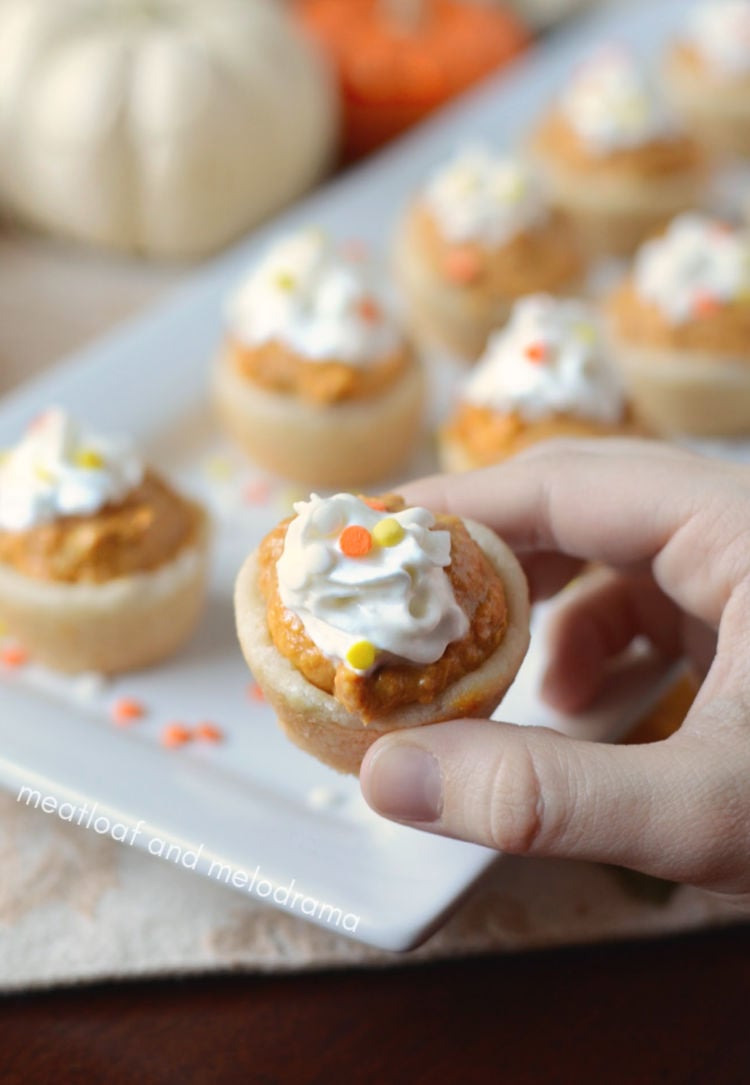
[399,438,750,627]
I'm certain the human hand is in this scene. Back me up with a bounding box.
[359,439,750,908]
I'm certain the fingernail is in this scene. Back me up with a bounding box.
[366,743,443,822]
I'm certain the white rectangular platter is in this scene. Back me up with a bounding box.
[0,0,698,951]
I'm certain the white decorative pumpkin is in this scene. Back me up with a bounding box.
[0,0,338,259]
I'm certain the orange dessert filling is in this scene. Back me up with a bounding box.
[0,472,204,585]
[671,42,750,88]
[229,338,413,406]
[444,403,632,465]
[257,495,508,720]
[533,111,704,178]
[413,203,583,299]
[608,282,750,356]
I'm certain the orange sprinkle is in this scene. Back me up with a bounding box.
[0,645,28,669]
[363,497,387,511]
[443,247,481,285]
[195,722,224,743]
[342,239,368,262]
[339,524,373,557]
[243,479,271,505]
[161,723,193,749]
[357,297,381,323]
[111,698,146,725]
[693,292,721,318]
[525,342,547,364]
[247,682,266,703]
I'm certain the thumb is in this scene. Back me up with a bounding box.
[359,718,744,887]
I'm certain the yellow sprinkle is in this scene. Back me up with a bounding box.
[574,322,596,344]
[346,640,377,672]
[274,271,296,292]
[34,464,53,483]
[502,176,525,204]
[204,456,233,481]
[373,517,405,548]
[74,448,104,470]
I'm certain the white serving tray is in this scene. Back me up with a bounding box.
[0,0,699,951]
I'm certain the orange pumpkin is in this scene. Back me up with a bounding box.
[295,0,530,160]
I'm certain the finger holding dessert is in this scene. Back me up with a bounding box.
[0,408,210,674]
[531,46,707,258]
[664,1,750,160]
[213,227,424,489]
[234,491,530,775]
[439,294,637,471]
[605,212,750,437]
[394,146,586,361]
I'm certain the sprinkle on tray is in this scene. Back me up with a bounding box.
[339,524,373,557]
[363,497,387,511]
[0,644,28,669]
[195,722,224,744]
[346,640,377,672]
[161,723,193,749]
[247,681,266,703]
[373,517,404,548]
[111,697,147,726]
[242,479,271,506]
[443,246,482,285]
[357,296,382,323]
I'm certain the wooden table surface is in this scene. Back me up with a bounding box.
[0,925,748,1083]
[1,218,749,1085]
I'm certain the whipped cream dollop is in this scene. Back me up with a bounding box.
[633,213,750,324]
[276,493,469,674]
[561,47,676,154]
[682,2,750,78]
[422,146,548,246]
[226,228,402,366]
[0,408,143,533]
[462,295,624,424]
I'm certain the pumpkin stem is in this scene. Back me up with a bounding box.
[382,0,426,34]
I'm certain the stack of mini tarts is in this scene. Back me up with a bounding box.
[0,409,209,674]
[665,1,750,159]
[439,294,636,471]
[394,146,585,361]
[235,492,530,775]
[213,228,424,489]
[605,213,750,437]
[531,48,706,258]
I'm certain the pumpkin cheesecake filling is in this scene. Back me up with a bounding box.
[412,203,582,300]
[609,213,750,354]
[229,338,412,406]
[0,472,203,585]
[533,111,703,179]
[257,493,508,722]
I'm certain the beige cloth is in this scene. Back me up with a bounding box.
[0,229,741,992]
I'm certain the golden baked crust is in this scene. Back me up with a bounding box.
[608,280,750,357]
[257,498,508,720]
[0,471,203,585]
[0,507,210,674]
[213,344,425,488]
[235,517,530,775]
[227,337,412,406]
